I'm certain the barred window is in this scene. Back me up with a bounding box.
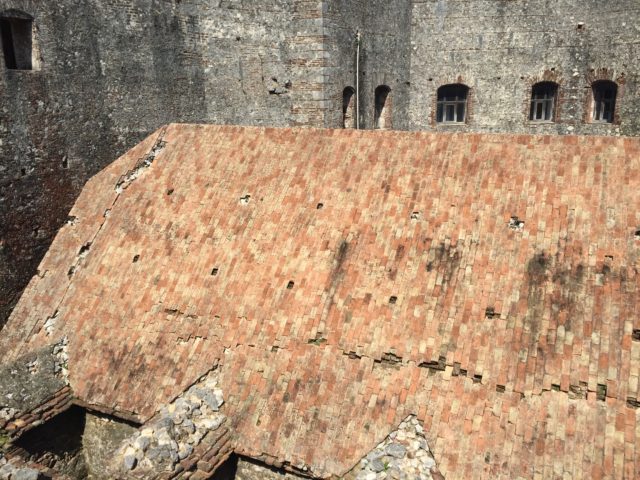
[592,80,617,123]
[529,82,558,122]
[436,84,469,123]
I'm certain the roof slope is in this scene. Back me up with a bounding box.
[2,125,639,478]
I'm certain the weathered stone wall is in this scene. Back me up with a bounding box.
[83,413,138,479]
[230,457,307,480]
[408,0,640,135]
[0,343,76,478]
[322,0,414,130]
[343,416,442,480]
[0,456,52,480]
[323,0,640,133]
[0,341,69,434]
[111,369,231,479]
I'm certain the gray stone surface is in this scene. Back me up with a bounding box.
[0,457,42,480]
[385,443,407,459]
[233,457,306,480]
[0,341,67,416]
[82,412,138,480]
[113,368,226,477]
[345,416,440,480]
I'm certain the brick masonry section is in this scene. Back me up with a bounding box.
[1,386,73,437]
[0,125,639,479]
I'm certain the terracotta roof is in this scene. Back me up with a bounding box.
[2,125,639,478]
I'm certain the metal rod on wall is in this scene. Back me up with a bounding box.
[356,30,361,130]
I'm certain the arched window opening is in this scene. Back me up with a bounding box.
[342,86,356,129]
[374,85,391,130]
[592,80,617,123]
[0,10,34,70]
[529,82,558,122]
[436,84,469,123]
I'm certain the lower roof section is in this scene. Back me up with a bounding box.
[1,125,639,478]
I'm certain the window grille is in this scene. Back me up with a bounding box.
[592,81,617,123]
[436,84,469,123]
[529,82,558,122]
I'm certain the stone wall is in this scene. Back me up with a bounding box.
[0,457,53,480]
[323,0,414,130]
[0,341,70,435]
[83,413,138,479]
[111,369,231,479]
[343,416,443,480]
[230,457,308,480]
[0,342,76,477]
[408,0,640,135]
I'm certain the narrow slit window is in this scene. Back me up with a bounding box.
[592,80,617,123]
[0,11,33,70]
[374,85,391,130]
[342,86,356,129]
[529,82,558,122]
[436,84,469,123]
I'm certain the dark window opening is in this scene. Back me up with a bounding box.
[0,11,33,70]
[529,82,558,122]
[211,453,239,479]
[342,86,356,129]
[592,80,617,123]
[374,85,391,130]
[211,454,309,480]
[12,406,140,479]
[436,84,469,123]
[12,406,88,477]
[597,383,607,401]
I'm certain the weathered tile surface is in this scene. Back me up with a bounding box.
[1,125,639,478]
